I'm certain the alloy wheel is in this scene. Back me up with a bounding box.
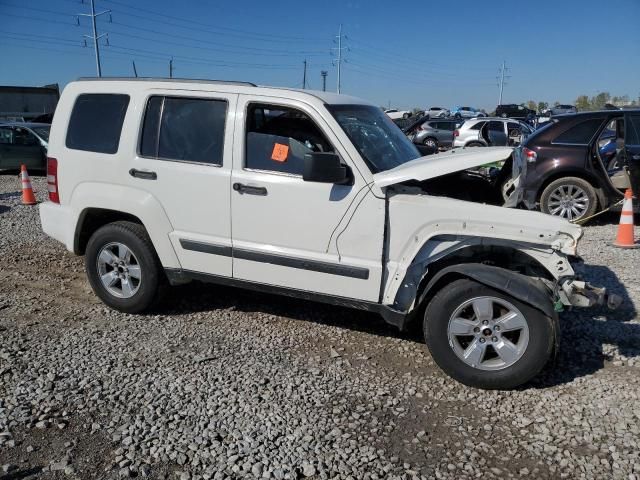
[547,184,589,220]
[96,242,142,298]
[447,296,529,371]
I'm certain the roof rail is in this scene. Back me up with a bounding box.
[75,77,257,87]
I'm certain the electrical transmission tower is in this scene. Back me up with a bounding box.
[77,0,111,77]
[331,24,348,94]
[496,61,511,105]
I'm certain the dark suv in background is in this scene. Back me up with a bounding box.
[504,110,640,221]
[495,104,536,120]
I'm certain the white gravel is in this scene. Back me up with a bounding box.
[1,173,639,480]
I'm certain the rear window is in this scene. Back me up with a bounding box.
[552,118,604,145]
[66,94,129,154]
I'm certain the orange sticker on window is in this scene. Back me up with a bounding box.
[271,143,289,162]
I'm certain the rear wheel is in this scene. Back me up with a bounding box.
[424,279,555,389]
[423,137,438,150]
[466,141,485,147]
[85,221,163,313]
[539,177,598,221]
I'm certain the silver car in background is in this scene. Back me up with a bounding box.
[405,118,460,150]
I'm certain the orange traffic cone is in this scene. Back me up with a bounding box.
[20,165,37,205]
[613,189,638,248]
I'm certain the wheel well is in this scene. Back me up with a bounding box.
[536,170,600,202]
[74,208,143,255]
[403,244,553,331]
[466,141,485,147]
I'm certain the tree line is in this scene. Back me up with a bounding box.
[524,92,639,113]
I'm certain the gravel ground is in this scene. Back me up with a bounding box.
[1,173,639,480]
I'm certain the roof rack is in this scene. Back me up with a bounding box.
[75,77,257,87]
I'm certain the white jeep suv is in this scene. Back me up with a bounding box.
[40,78,617,389]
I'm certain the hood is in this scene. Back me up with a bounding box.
[373,147,513,188]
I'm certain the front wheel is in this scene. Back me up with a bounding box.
[424,279,555,389]
[539,177,598,221]
[85,221,163,313]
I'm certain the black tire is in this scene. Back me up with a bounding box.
[539,176,598,222]
[85,221,163,314]
[423,137,438,150]
[424,279,555,390]
[454,113,462,119]
[466,141,485,147]
[402,113,410,119]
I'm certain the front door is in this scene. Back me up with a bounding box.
[229,97,384,302]
[128,91,237,277]
[625,113,640,195]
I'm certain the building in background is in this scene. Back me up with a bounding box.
[0,84,60,123]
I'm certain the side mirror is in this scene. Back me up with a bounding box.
[303,152,351,184]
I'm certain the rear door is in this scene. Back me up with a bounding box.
[129,91,237,277]
[625,113,640,195]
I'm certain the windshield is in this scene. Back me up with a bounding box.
[32,126,50,142]
[327,104,421,173]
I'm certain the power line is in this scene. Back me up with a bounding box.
[100,0,326,43]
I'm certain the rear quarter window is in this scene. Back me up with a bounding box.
[65,94,130,154]
[552,118,605,145]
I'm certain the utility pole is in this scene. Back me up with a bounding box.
[332,24,348,94]
[78,0,111,77]
[497,61,511,106]
[132,60,138,78]
[169,57,173,78]
[321,70,327,92]
[302,59,307,89]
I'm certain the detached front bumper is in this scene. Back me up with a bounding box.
[558,278,622,310]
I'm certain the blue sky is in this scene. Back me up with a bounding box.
[1,0,639,110]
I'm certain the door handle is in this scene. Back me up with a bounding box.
[233,183,267,196]
[129,168,157,180]
[632,154,640,161]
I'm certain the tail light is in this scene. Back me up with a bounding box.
[47,157,59,203]
[453,129,459,137]
[523,147,537,163]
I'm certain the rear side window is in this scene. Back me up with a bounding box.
[553,118,604,145]
[627,115,640,145]
[66,94,129,154]
[469,121,485,130]
[140,96,227,165]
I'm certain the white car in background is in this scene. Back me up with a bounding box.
[425,106,450,118]
[384,109,412,120]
